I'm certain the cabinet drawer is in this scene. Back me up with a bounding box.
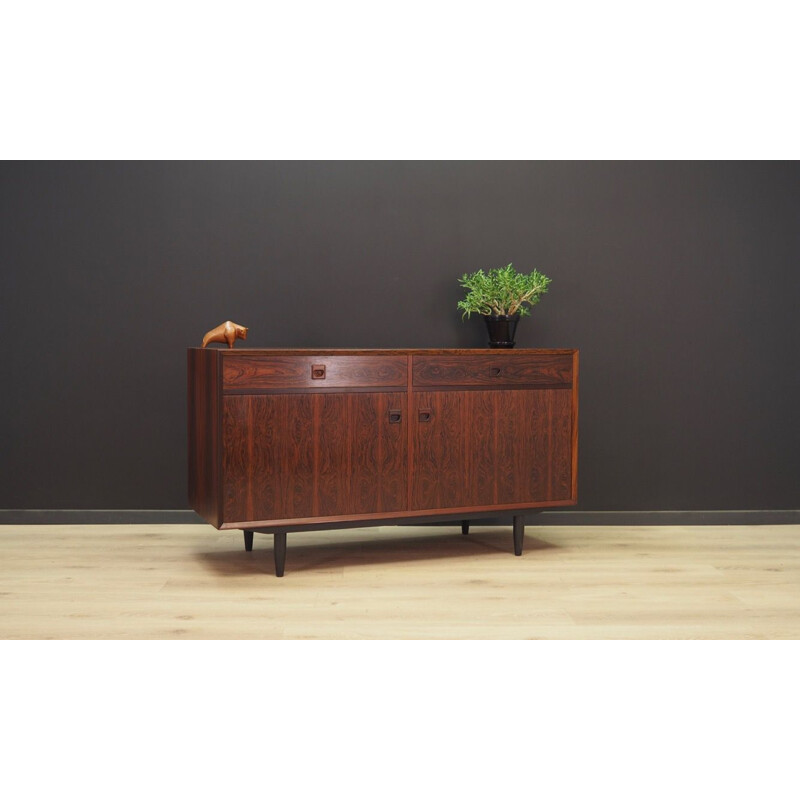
[223,355,408,391]
[413,353,573,388]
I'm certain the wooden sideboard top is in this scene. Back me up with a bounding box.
[188,347,578,355]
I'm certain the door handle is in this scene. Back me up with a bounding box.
[389,409,402,424]
[418,409,432,422]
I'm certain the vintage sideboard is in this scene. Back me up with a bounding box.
[188,348,579,576]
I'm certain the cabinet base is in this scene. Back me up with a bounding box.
[242,514,531,576]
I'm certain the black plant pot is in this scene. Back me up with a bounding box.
[484,314,520,348]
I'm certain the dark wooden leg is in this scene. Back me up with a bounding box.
[513,515,524,556]
[244,530,254,552]
[273,531,287,577]
[461,520,469,535]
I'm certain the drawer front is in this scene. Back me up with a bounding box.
[223,355,408,391]
[413,353,573,388]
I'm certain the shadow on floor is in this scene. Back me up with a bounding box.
[194,527,559,576]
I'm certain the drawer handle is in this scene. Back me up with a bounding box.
[418,409,432,423]
[311,365,326,380]
[490,367,502,377]
[389,409,402,424]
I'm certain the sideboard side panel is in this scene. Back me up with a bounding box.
[571,350,579,502]
[188,348,221,528]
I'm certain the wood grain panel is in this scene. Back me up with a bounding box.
[222,395,315,523]
[223,355,407,391]
[495,389,573,505]
[350,394,380,513]
[571,350,580,502]
[247,395,279,519]
[413,352,573,388]
[278,395,315,519]
[378,392,408,513]
[411,391,470,510]
[221,395,250,521]
[411,387,574,513]
[551,389,573,501]
[187,348,220,527]
[191,348,578,530]
[317,393,407,517]
[223,392,409,526]
[495,390,547,505]
[316,394,350,517]
[466,391,497,507]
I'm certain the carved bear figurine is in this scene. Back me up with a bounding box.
[202,320,249,348]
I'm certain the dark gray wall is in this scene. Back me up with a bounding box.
[1,162,799,512]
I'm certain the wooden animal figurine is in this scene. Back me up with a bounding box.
[202,320,249,348]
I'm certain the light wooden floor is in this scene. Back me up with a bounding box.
[1,523,798,639]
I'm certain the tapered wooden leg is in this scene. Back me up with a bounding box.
[244,530,254,552]
[513,515,524,556]
[461,520,469,535]
[273,531,287,577]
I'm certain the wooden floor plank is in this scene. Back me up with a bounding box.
[0,523,798,639]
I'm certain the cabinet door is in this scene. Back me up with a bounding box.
[410,389,572,511]
[316,392,407,517]
[222,392,407,524]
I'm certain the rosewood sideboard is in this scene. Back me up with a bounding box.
[188,348,579,576]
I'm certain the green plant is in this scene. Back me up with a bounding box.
[457,263,551,319]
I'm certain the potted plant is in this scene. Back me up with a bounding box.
[457,263,552,348]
